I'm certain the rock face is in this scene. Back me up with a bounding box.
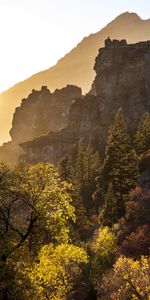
[20,39,150,164]
[10,85,81,143]
[20,95,99,164]
[0,85,81,166]
[20,130,79,164]
[91,38,150,139]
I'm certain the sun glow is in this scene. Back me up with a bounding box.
[0,3,59,92]
[0,0,150,93]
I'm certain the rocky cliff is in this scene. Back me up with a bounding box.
[2,12,150,145]
[20,39,150,164]
[10,85,81,143]
[0,85,81,165]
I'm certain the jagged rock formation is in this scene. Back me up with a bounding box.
[20,39,150,164]
[92,38,150,133]
[10,85,81,143]
[0,85,81,166]
[2,12,150,145]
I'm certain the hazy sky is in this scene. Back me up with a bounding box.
[0,0,150,92]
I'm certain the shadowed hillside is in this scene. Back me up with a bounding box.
[1,11,150,144]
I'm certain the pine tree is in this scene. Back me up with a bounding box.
[68,186,91,241]
[75,139,101,212]
[83,143,100,184]
[92,175,103,216]
[99,183,118,226]
[75,139,85,187]
[58,151,90,240]
[59,141,101,222]
[101,108,139,219]
[58,154,73,182]
[134,112,150,155]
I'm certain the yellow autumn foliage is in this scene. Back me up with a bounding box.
[29,243,88,300]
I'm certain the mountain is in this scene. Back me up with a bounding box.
[1,11,150,145]
[20,38,150,164]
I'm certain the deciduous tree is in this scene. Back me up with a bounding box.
[30,243,89,300]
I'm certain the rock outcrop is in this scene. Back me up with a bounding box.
[0,85,81,166]
[20,39,150,164]
[10,85,81,143]
[92,38,150,135]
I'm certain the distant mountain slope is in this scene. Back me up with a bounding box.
[1,11,150,145]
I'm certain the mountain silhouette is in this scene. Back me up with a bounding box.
[1,11,150,145]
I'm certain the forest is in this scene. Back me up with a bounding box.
[0,108,150,300]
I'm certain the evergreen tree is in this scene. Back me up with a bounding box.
[92,175,103,216]
[75,139,85,187]
[134,112,150,155]
[68,186,91,241]
[58,154,73,182]
[101,108,139,219]
[58,152,90,241]
[58,141,101,232]
[84,143,100,184]
[99,183,118,226]
[75,140,101,212]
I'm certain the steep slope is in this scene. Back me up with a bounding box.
[1,12,150,144]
